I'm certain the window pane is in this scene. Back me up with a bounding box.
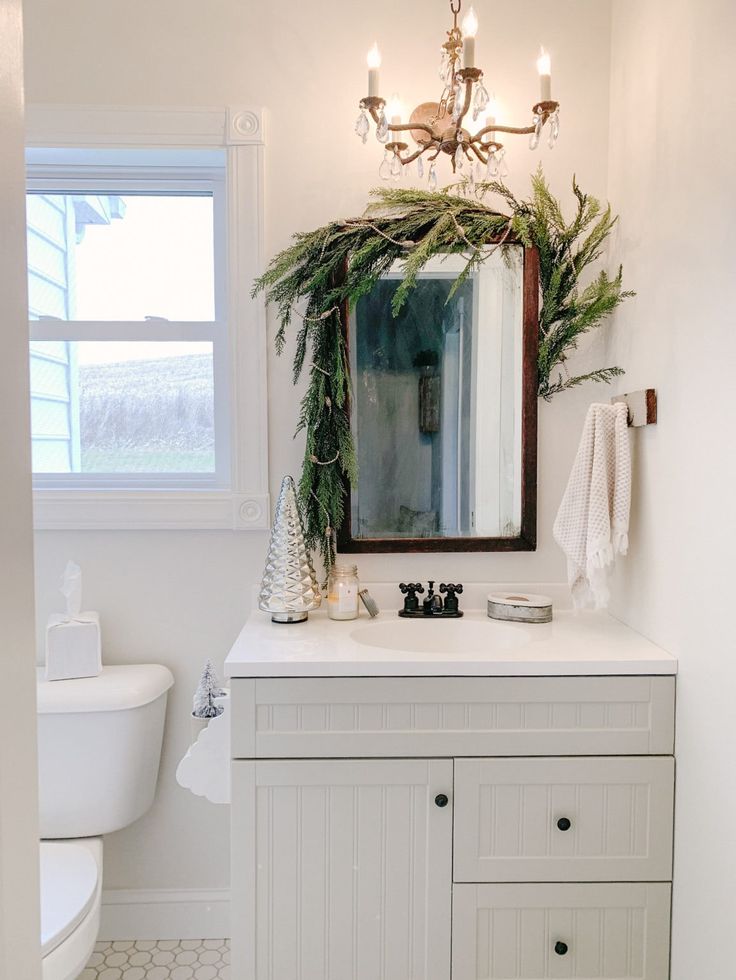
[27,193,215,320]
[30,341,215,474]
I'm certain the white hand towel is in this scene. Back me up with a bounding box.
[553,402,631,609]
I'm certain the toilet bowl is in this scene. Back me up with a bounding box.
[36,665,174,980]
[40,838,102,980]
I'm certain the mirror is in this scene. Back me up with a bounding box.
[338,245,538,553]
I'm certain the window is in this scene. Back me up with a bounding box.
[24,107,269,531]
[27,150,229,488]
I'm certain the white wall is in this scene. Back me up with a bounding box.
[0,0,41,974]
[606,2,735,977]
[24,0,615,896]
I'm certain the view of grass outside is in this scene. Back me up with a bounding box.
[78,349,215,473]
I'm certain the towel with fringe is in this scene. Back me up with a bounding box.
[553,402,631,609]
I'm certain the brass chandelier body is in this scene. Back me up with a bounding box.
[355,0,560,185]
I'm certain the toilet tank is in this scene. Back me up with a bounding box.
[37,664,174,839]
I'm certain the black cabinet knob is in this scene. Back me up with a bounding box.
[557,817,572,832]
[434,794,449,808]
[554,941,569,956]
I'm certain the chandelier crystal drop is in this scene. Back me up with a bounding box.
[379,150,392,181]
[355,109,370,144]
[376,111,389,143]
[355,0,560,187]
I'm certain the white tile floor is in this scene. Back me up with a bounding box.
[79,939,230,979]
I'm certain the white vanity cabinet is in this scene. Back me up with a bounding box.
[229,672,676,980]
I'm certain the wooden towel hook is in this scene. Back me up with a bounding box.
[612,388,657,427]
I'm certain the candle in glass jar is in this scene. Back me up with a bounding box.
[327,564,360,621]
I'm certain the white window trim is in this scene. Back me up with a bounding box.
[29,168,231,491]
[26,105,270,531]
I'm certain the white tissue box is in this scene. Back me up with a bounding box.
[45,612,102,681]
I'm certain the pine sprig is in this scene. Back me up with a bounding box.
[253,170,631,561]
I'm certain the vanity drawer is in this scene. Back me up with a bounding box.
[452,882,671,980]
[453,757,674,882]
[230,676,675,758]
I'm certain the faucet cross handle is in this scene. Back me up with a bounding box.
[439,583,464,614]
[399,582,424,613]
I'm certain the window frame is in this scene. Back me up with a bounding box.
[25,106,270,530]
[28,169,230,490]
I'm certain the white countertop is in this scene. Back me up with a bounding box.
[225,596,677,678]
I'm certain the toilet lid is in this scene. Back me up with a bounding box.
[40,842,100,957]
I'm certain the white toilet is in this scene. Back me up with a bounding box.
[36,664,174,980]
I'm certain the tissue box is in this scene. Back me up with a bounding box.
[45,613,102,681]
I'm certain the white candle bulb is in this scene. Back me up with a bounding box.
[537,46,552,102]
[462,7,478,69]
[367,42,381,97]
[367,42,382,69]
[387,94,404,144]
[487,93,498,143]
[387,94,403,123]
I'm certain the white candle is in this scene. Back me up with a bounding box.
[462,7,478,69]
[537,47,552,102]
[367,42,381,97]
[387,94,404,141]
[487,94,498,144]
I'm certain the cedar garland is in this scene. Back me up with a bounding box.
[253,169,632,564]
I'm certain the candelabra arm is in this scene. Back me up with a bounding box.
[389,120,437,140]
[400,143,440,165]
[474,122,533,140]
[474,102,559,142]
[469,142,489,164]
[459,78,473,128]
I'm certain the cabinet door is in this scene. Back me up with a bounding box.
[454,757,674,882]
[452,883,671,980]
[232,758,453,980]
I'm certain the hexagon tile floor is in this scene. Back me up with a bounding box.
[79,939,230,979]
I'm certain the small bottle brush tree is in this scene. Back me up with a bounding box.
[192,660,224,719]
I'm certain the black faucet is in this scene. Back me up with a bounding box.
[398,581,464,618]
[423,581,444,615]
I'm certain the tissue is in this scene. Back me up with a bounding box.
[45,561,102,681]
[59,560,83,620]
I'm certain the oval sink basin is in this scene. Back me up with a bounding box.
[350,618,530,656]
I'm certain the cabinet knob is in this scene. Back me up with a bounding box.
[434,793,449,808]
[554,941,569,956]
[556,817,572,832]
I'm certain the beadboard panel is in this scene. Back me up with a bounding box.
[454,757,674,882]
[452,883,671,980]
[231,758,453,980]
[230,677,675,758]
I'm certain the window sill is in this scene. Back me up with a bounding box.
[32,489,271,531]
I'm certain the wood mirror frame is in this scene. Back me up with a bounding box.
[336,244,539,554]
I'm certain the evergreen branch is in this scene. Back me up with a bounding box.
[252,170,632,562]
[539,366,625,401]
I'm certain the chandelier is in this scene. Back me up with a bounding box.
[355,0,560,189]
